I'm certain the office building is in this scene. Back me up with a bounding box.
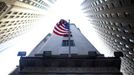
[81,0,134,75]
[0,0,56,44]
[10,23,123,75]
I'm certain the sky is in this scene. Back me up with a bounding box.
[0,0,111,75]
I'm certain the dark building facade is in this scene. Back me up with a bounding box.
[11,52,123,75]
[81,0,134,75]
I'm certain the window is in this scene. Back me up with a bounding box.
[0,2,8,15]
[13,12,18,14]
[129,39,134,43]
[63,34,72,37]
[62,40,75,46]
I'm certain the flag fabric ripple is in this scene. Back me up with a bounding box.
[53,19,70,36]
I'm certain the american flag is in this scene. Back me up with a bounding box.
[53,19,70,36]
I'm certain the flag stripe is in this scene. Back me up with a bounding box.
[57,24,66,31]
[53,30,67,36]
[53,19,70,36]
[54,26,67,33]
[54,24,68,33]
[60,24,68,31]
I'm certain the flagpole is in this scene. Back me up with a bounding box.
[68,20,71,57]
